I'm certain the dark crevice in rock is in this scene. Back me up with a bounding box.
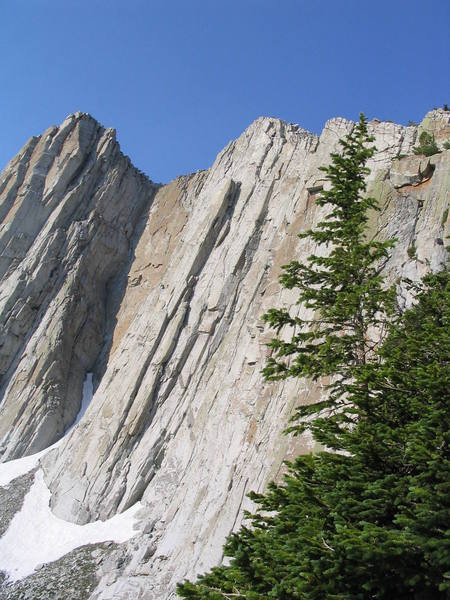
[93,181,161,387]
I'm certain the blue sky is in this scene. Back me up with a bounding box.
[1,0,449,183]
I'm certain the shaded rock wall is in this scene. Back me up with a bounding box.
[0,109,448,598]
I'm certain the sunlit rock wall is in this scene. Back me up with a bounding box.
[0,109,448,598]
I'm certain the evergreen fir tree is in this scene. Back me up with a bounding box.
[177,116,449,599]
[177,268,449,600]
[262,114,396,432]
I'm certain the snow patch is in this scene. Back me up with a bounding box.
[0,470,141,581]
[0,373,94,487]
[66,372,94,433]
[0,371,126,582]
[0,444,58,488]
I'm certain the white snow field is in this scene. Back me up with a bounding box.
[0,471,141,580]
[0,373,142,581]
[0,444,57,488]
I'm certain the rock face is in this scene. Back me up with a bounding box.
[0,109,449,598]
[0,113,158,459]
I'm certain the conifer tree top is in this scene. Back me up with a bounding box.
[262,114,396,429]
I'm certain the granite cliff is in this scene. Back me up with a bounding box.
[0,109,448,599]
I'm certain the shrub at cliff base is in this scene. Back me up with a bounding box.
[177,116,449,599]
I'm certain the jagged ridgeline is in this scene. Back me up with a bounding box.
[0,110,448,598]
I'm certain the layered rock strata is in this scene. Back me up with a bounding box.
[0,113,158,458]
[0,109,448,599]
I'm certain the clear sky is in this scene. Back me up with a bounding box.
[1,0,449,183]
